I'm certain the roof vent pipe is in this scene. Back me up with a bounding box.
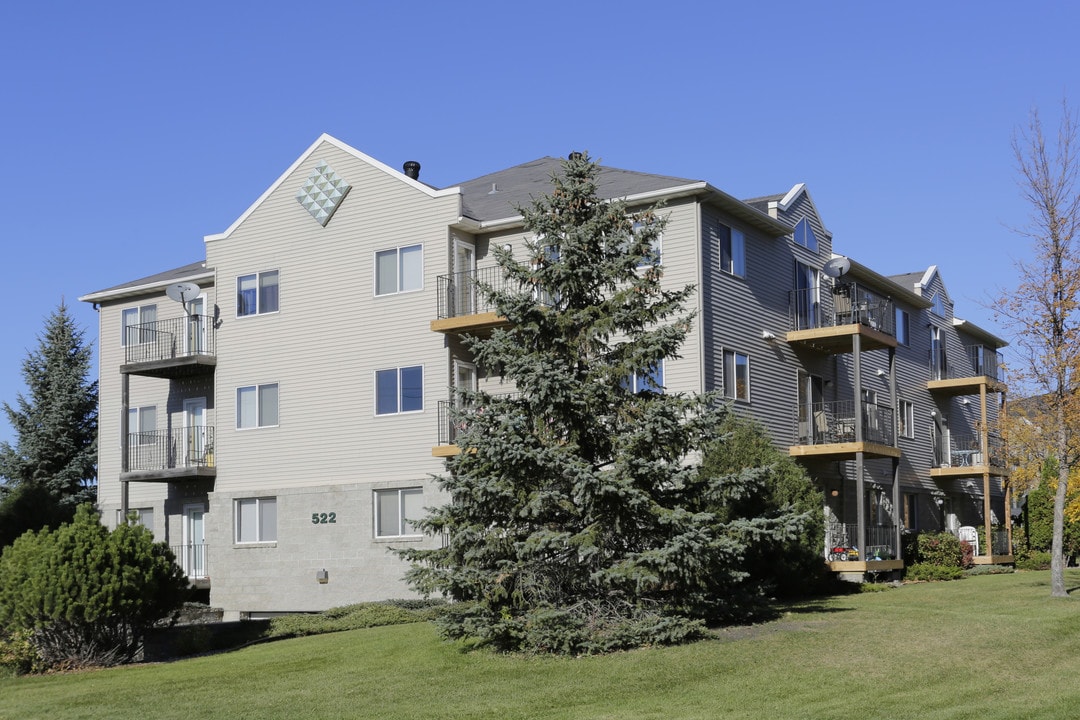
[403,161,421,180]
[568,152,583,161]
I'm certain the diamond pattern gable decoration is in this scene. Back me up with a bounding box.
[296,160,352,226]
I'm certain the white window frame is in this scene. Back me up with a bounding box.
[794,218,818,251]
[930,292,945,317]
[236,383,279,429]
[628,361,665,393]
[116,507,154,533]
[629,220,663,267]
[374,366,424,415]
[121,304,156,346]
[128,405,157,445]
[374,487,424,538]
[895,308,910,345]
[236,270,280,317]
[898,399,915,439]
[720,225,745,277]
[234,497,277,544]
[722,349,750,402]
[374,244,424,296]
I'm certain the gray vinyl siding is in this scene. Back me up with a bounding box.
[700,196,834,448]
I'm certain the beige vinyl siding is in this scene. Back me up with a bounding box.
[95,284,218,510]
[205,142,459,493]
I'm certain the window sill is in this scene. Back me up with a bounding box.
[373,535,424,544]
[233,542,277,548]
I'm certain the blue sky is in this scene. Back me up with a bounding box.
[0,1,1076,445]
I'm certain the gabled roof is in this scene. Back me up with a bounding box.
[80,261,214,303]
[205,133,461,243]
[453,156,791,236]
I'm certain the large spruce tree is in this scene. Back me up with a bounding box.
[401,153,808,653]
[0,302,98,546]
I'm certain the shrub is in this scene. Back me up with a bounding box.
[915,532,964,568]
[905,563,964,582]
[0,504,189,670]
[0,628,45,676]
[1016,551,1053,571]
[965,564,1015,576]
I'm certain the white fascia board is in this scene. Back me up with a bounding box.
[953,318,1008,348]
[205,133,462,243]
[917,265,939,290]
[79,269,216,304]
[768,183,833,239]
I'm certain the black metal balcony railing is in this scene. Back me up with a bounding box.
[794,400,895,446]
[933,432,1005,469]
[825,522,897,560]
[437,395,522,446]
[124,315,216,365]
[128,426,215,472]
[436,267,514,320]
[170,543,209,580]
[929,345,1005,383]
[789,282,895,335]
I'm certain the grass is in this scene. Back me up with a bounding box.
[4,571,1080,719]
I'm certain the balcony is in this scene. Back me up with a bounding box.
[170,543,209,588]
[931,432,1008,478]
[825,522,903,572]
[433,400,463,457]
[790,400,901,459]
[927,345,1006,396]
[123,426,217,482]
[122,315,216,378]
[431,267,513,334]
[787,283,897,354]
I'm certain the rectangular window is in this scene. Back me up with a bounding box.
[794,218,818,251]
[237,383,279,429]
[375,245,423,295]
[898,399,915,438]
[128,405,157,445]
[116,507,154,534]
[235,497,277,543]
[719,225,745,277]
[375,366,424,415]
[121,304,157,345]
[895,308,910,345]
[375,487,424,537]
[627,361,665,393]
[237,270,279,317]
[902,493,918,530]
[722,349,750,401]
[629,221,662,267]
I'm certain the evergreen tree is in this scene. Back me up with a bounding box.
[401,153,809,653]
[0,302,98,546]
[0,504,188,668]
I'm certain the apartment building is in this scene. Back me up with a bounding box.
[80,134,1010,617]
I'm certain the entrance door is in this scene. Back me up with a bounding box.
[183,504,207,579]
[186,295,207,355]
[797,371,824,443]
[183,397,208,467]
[453,238,476,316]
[451,360,477,444]
[794,261,819,329]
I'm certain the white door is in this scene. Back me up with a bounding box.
[451,360,477,444]
[453,238,476,315]
[186,295,207,355]
[183,397,208,467]
[183,504,207,579]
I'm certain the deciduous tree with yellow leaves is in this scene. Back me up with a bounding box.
[996,101,1080,597]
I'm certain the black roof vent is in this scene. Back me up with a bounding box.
[403,161,421,180]
[568,152,583,161]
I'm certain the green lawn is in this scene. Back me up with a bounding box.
[4,571,1080,720]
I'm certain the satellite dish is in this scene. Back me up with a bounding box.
[822,257,851,279]
[165,282,201,311]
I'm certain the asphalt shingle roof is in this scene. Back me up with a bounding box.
[452,157,701,222]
